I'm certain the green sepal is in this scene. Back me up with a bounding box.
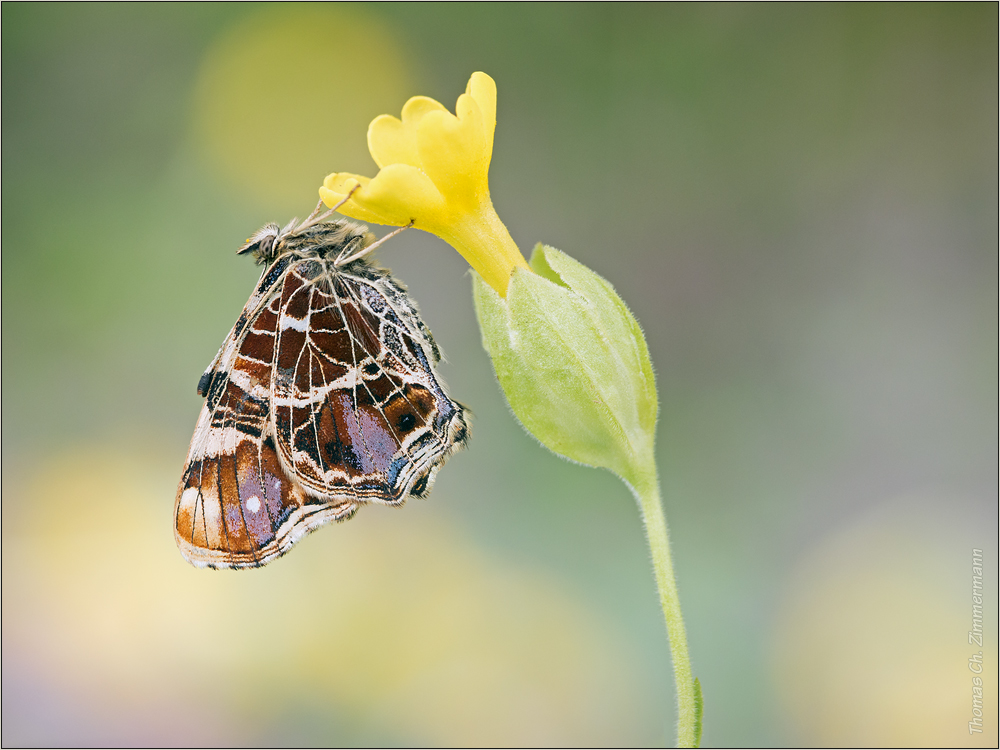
[472,244,657,485]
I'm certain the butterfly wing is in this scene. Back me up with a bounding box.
[176,244,469,570]
[174,258,357,569]
[271,258,469,505]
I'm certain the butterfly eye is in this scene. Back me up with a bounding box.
[258,235,277,257]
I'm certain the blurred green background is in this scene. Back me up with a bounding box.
[3,4,997,746]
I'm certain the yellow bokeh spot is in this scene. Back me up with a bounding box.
[193,5,414,212]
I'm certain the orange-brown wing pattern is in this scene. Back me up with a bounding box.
[175,414,357,569]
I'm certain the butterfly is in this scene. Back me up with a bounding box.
[175,203,469,569]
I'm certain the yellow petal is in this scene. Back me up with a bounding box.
[400,95,449,125]
[466,72,496,156]
[322,171,371,194]
[333,163,447,227]
[317,190,389,225]
[417,101,487,210]
[365,163,448,224]
[367,96,447,169]
[455,91,491,175]
[319,172,390,225]
[367,115,414,170]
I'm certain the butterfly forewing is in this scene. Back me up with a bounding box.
[175,218,468,569]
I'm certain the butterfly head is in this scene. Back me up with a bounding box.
[237,222,283,263]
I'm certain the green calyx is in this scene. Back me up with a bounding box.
[472,244,658,487]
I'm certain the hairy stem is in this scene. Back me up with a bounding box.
[628,466,701,748]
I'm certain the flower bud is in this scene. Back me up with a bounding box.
[473,244,658,485]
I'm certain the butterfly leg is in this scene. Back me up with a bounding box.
[297,184,364,233]
[336,221,415,266]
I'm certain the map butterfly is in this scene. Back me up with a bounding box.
[175,203,469,569]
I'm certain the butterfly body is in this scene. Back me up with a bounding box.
[176,217,468,569]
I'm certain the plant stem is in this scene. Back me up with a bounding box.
[628,466,700,748]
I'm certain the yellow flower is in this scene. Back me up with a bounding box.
[320,72,529,296]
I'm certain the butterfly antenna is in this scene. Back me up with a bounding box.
[337,220,415,266]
